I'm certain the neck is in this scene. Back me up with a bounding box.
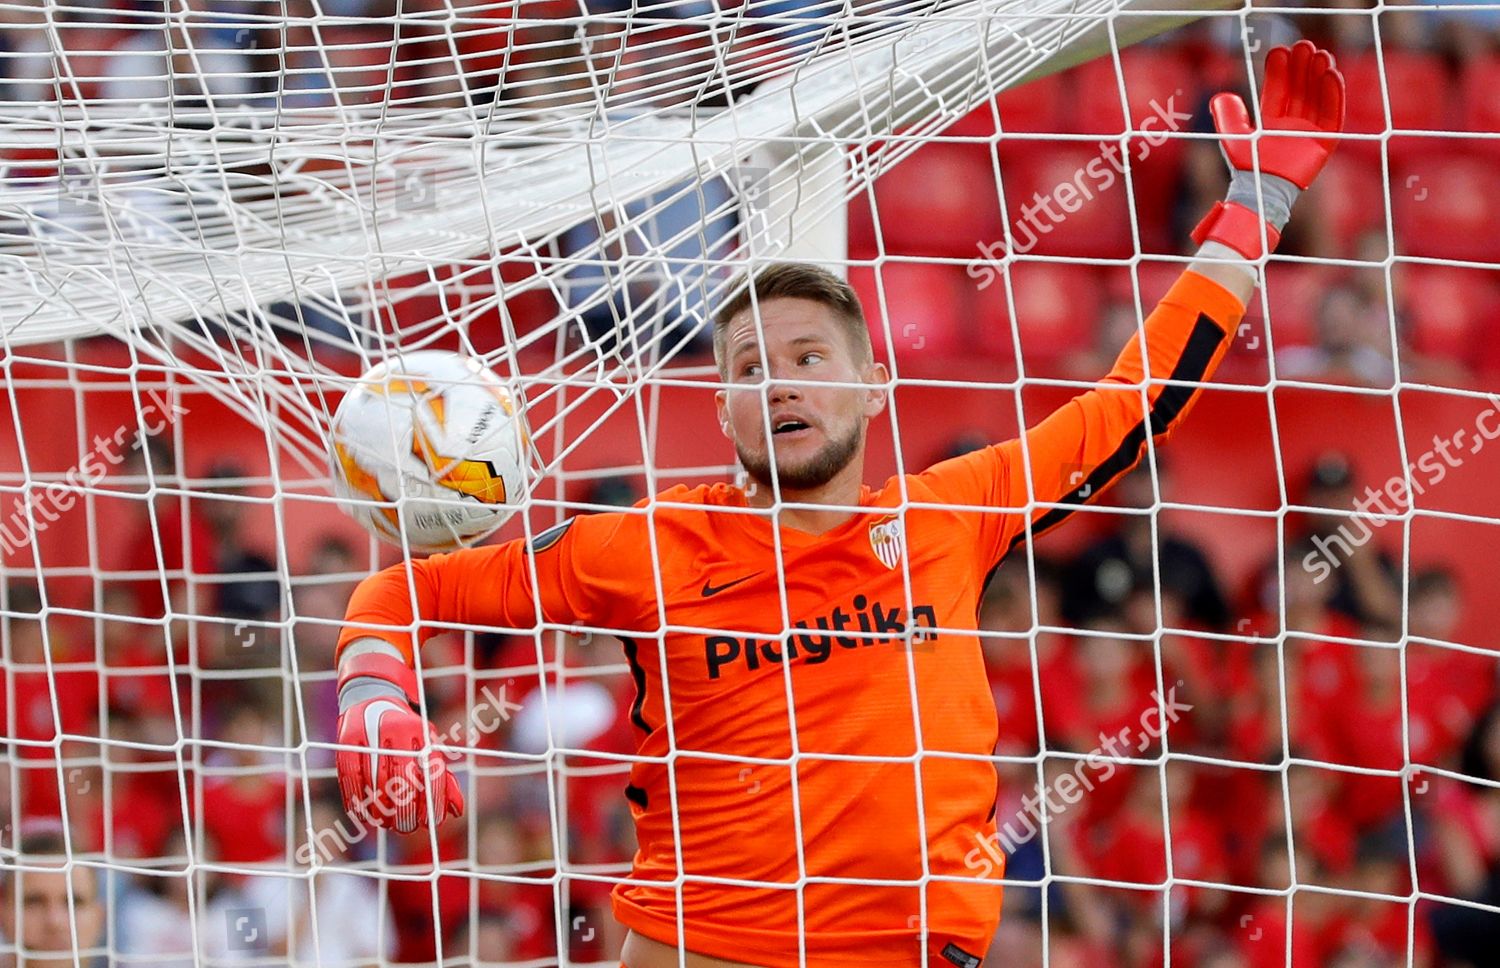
[743,455,867,536]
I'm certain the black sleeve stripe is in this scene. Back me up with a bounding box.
[619,635,652,735]
[1001,312,1225,561]
[529,517,575,553]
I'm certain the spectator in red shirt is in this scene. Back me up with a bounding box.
[199,694,287,866]
[1239,837,1342,968]
[115,440,218,622]
[292,535,362,768]
[1330,832,1432,966]
[1276,453,1401,635]
[979,556,1072,757]
[1,583,97,820]
[447,909,521,964]
[1408,567,1495,749]
[1428,704,1500,962]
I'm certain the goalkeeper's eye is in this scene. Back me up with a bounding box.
[739,362,763,379]
[798,352,824,367]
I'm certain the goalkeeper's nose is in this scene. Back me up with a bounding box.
[764,376,805,405]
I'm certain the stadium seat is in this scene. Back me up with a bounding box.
[947,71,1069,137]
[1300,152,1389,258]
[1461,55,1500,156]
[996,142,1137,258]
[1,145,59,183]
[1104,260,1185,308]
[1394,264,1500,362]
[1195,44,1248,95]
[1072,48,1197,138]
[849,261,973,360]
[1392,151,1500,264]
[1068,48,1193,241]
[973,261,1103,364]
[724,33,796,89]
[847,143,1004,258]
[1339,51,1453,159]
[847,190,880,259]
[1257,263,1328,350]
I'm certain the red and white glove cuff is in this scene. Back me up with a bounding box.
[337,650,419,713]
[1190,200,1283,261]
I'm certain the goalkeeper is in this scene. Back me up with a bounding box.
[333,42,1344,968]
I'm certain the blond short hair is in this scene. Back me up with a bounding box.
[713,263,873,375]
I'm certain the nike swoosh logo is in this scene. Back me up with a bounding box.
[363,699,403,781]
[701,574,755,597]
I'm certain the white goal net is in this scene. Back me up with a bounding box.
[3,0,1499,964]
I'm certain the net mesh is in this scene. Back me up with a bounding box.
[3,0,1500,964]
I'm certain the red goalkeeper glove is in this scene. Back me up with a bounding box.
[335,650,464,833]
[1193,39,1346,259]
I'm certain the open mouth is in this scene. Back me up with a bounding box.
[773,418,811,435]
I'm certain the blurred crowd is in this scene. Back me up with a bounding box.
[0,444,643,965]
[2,447,1500,966]
[981,455,1499,968]
[2,440,1499,967]
[3,0,1500,966]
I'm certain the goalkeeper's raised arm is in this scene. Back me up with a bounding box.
[946,39,1345,552]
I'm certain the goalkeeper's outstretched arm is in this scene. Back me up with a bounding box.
[332,513,632,832]
[971,41,1345,551]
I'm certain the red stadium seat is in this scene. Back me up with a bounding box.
[1395,264,1500,361]
[1339,51,1453,159]
[996,142,1137,258]
[57,27,122,103]
[973,262,1103,365]
[1195,45,1249,95]
[1105,260,1185,308]
[1069,48,1193,239]
[1257,263,1328,350]
[1461,56,1500,157]
[1072,48,1197,138]
[948,71,1069,137]
[1299,152,1389,258]
[849,262,973,360]
[847,189,880,259]
[384,261,560,351]
[847,143,1003,258]
[724,33,796,88]
[1392,151,1500,264]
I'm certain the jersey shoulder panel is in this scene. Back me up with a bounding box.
[645,482,748,508]
[897,444,1010,509]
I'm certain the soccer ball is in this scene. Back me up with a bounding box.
[329,351,529,552]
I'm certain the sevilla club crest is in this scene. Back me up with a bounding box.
[868,515,905,570]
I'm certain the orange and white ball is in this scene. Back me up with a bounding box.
[330,351,529,552]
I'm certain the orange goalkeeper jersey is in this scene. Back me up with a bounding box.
[339,271,1245,966]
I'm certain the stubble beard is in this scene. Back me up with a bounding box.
[738,421,863,492]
